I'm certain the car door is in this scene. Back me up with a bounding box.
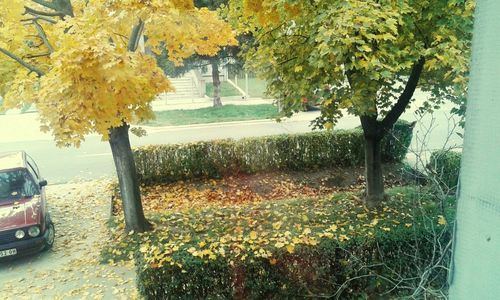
[25,154,47,228]
[25,154,41,182]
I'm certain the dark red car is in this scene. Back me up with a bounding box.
[0,151,55,260]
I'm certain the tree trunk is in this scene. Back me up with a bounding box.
[360,115,386,209]
[211,60,223,107]
[364,136,385,208]
[108,123,152,233]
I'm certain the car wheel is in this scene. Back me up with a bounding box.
[44,222,55,250]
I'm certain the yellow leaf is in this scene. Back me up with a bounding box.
[437,215,447,225]
[272,222,282,230]
[294,65,303,72]
[339,234,350,242]
[319,232,334,239]
[325,122,334,130]
[361,44,372,52]
[356,213,367,219]
[275,242,285,248]
[308,238,319,246]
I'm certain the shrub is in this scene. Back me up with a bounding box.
[134,187,454,299]
[428,150,462,193]
[399,162,429,186]
[381,120,416,163]
[134,120,414,184]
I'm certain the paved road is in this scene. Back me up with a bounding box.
[0,93,463,184]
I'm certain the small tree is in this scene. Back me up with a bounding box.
[0,0,235,232]
[156,52,238,107]
[229,0,473,208]
[156,0,247,107]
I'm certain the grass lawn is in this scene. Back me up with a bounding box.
[144,104,278,126]
[235,77,269,98]
[206,78,270,98]
[206,82,242,97]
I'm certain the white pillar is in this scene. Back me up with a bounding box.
[449,1,500,299]
[245,73,249,98]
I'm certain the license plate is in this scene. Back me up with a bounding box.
[0,248,17,258]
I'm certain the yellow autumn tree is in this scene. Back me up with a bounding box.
[0,0,236,232]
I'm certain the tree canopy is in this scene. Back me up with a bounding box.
[0,0,236,146]
[229,0,473,128]
[228,0,474,207]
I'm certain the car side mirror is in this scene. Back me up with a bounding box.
[39,179,48,188]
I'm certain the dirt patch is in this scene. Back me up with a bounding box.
[135,163,410,214]
[0,180,137,300]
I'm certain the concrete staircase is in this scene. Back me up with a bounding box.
[164,74,200,100]
[153,72,206,108]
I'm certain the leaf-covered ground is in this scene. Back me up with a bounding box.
[0,180,138,299]
[135,164,409,213]
[104,164,447,267]
[107,186,450,271]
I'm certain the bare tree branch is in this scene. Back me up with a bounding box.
[24,6,63,17]
[32,20,54,53]
[0,47,45,77]
[22,14,57,24]
[31,0,57,10]
[128,19,145,52]
[28,0,74,18]
[52,0,74,17]
[26,52,51,59]
[382,58,426,129]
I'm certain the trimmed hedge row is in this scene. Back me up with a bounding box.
[134,120,414,184]
[136,234,449,299]
[428,150,462,192]
[135,188,454,299]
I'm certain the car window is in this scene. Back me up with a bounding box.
[26,154,40,179]
[0,169,40,201]
[27,164,39,181]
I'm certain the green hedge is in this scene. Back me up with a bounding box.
[134,120,414,184]
[381,120,415,163]
[134,187,454,299]
[428,150,462,192]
